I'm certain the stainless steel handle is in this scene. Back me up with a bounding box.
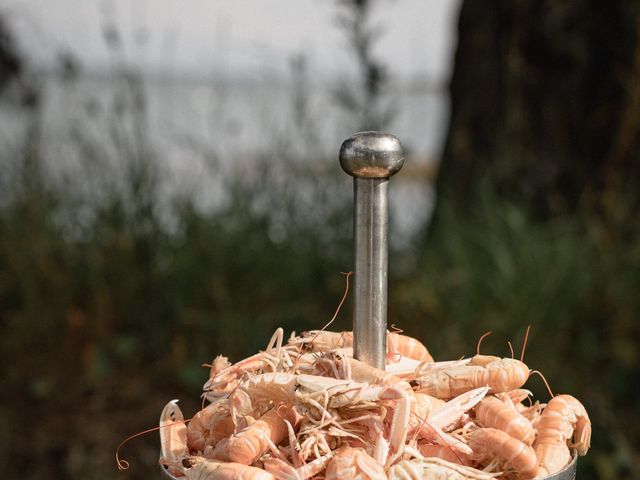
[339,131,405,369]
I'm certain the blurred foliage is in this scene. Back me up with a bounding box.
[0,60,359,478]
[334,0,396,131]
[442,0,640,222]
[399,186,640,479]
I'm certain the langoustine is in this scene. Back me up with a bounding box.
[151,328,590,480]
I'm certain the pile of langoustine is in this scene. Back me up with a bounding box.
[157,329,590,480]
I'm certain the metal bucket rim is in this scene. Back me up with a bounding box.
[540,450,578,480]
[160,450,579,479]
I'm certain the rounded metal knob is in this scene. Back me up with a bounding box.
[339,131,405,179]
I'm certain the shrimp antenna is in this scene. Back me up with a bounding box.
[275,403,290,418]
[476,331,492,355]
[224,373,250,400]
[520,325,531,362]
[530,370,555,399]
[310,271,353,345]
[408,413,465,465]
[291,272,353,373]
[115,420,191,471]
[389,324,404,333]
[507,341,515,359]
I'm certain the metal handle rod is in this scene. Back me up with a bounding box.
[339,131,404,369]
[352,177,388,368]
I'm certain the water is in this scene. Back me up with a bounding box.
[1,74,448,239]
[30,74,448,154]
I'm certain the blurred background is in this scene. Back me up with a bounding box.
[0,0,638,478]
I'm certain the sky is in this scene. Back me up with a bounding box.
[4,0,462,82]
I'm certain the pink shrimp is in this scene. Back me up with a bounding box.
[187,402,235,453]
[388,457,499,480]
[386,332,434,363]
[411,387,488,456]
[336,354,410,387]
[181,456,276,480]
[534,394,591,476]
[228,405,301,465]
[325,447,386,480]
[292,330,433,363]
[417,444,471,466]
[263,453,334,480]
[412,355,529,399]
[411,392,446,427]
[204,328,293,402]
[207,356,232,380]
[468,428,538,479]
[475,396,535,445]
[292,330,353,352]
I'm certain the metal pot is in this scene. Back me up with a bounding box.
[160,452,578,479]
[543,451,578,480]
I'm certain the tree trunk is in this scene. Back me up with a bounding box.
[439,0,640,221]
